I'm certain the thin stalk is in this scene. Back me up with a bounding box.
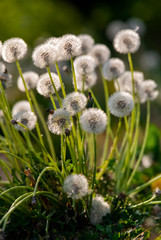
[55,61,66,98]
[82,75,85,93]
[71,58,77,92]
[128,53,135,101]
[89,89,101,109]
[50,94,57,110]
[130,195,156,209]
[61,134,66,177]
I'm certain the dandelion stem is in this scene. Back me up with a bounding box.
[55,61,66,98]
[129,195,156,209]
[71,58,77,92]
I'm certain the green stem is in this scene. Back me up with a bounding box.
[129,195,156,209]
[61,134,66,177]
[89,89,101,109]
[71,58,77,92]
[128,53,135,101]
[50,94,57,110]
[55,61,66,98]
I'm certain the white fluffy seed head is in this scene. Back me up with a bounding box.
[58,34,82,61]
[36,72,61,97]
[89,44,111,66]
[17,71,39,92]
[80,108,107,134]
[47,108,72,135]
[75,71,97,91]
[13,111,37,131]
[32,43,58,68]
[108,91,134,118]
[0,41,2,57]
[139,80,159,103]
[63,174,89,199]
[78,34,95,54]
[44,36,61,47]
[74,55,96,75]
[90,195,111,225]
[2,38,27,63]
[102,58,125,81]
[113,29,141,54]
[62,92,87,116]
[12,100,31,117]
[0,62,6,73]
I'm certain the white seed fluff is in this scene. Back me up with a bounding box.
[0,62,6,73]
[12,100,31,117]
[58,34,82,61]
[102,58,125,81]
[63,174,89,199]
[36,72,61,98]
[74,55,96,75]
[62,92,87,116]
[113,29,140,54]
[80,108,107,134]
[90,195,111,225]
[75,71,97,91]
[78,34,95,54]
[0,41,2,57]
[17,71,39,92]
[89,44,111,66]
[47,108,72,135]
[2,38,27,63]
[32,43,58,68]
[139,80,159,103]
[13,111,37,131]
[108,91,134,118]
[0,72,12,89]
[44,36,61,47]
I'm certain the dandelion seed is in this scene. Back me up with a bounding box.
[74,55,96,76]
[62,92,87,116]
[58,34,82,61]
[102,58,125,81]
[139,80,159,103]
[108,91,134,117]
[12,100,31,116]
[17,71,39,92]
[89,44,111,66]
[75,71,97,91]
[36,72,61,97]
[32,43,58,68]
[113,29,140,54]
[78,34,95,54]
[63,174,89,199]
[47,108,72,135]
[12,111,37,131]
[2,38,27,63]
[80,108,107,134]
[90,195,111,225]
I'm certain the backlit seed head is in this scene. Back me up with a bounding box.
[62,92,87,116]
[75,71,97,91]
[36,72,61,97]
[12,111,37,131]
[63,174,89,199]
[47,108,72,135]
[32,43,58,68]
[44,36,61,47]
[102,58,125,81]
[78,34,95,54]
[89,44,111,66]
[139,80,159,103]
[108,91,134,117]
[2,38,27,63]
[74,55,96,75]
[17,71,39,92]
[80,108,107,134]
[12,100,31,117]
[113,29,140,54]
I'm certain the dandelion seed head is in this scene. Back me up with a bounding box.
[89,44,111,66]
[139,80,159,103]
[142,154,153,168]
[36,72,61,97]
[113,29,140,54]
[2,38,27,63]
[0,72,12,89]
[47,108,72,135]
[90,195,111,225]
[74,55,96,75]
[12,100,31,117]
[13,111,37,131]
[80,108,107,134]
[78,34,95,54]
[63,174,89,199]
[62,92,87,116]
[17,71,39,92]
[102,58,125,81]
[108,91,134,117]
[32,43,58,68]
[44,37,61,47]
[75,71,97,91]
[58,34,82,61]
[0,62,6,73]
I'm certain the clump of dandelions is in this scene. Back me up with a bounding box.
[139,80,159,103]
[12,111,37,131]
[80,108,107,134]
[108,91,134,118]
[17,71,39,92]
[2,38,27,63]
[89,44,111,66]
[113,29,140,54]
[58,34,82,61]
[63,174,89,199]
[90,195,111,225]
[102,58,125,81]
[12,100,31,116]
[32,43,58,68]
[74,55,96,75]
[36,73,61,98]
[78,34,95,54]
[62,92,87,116]
[47,109,72,135]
